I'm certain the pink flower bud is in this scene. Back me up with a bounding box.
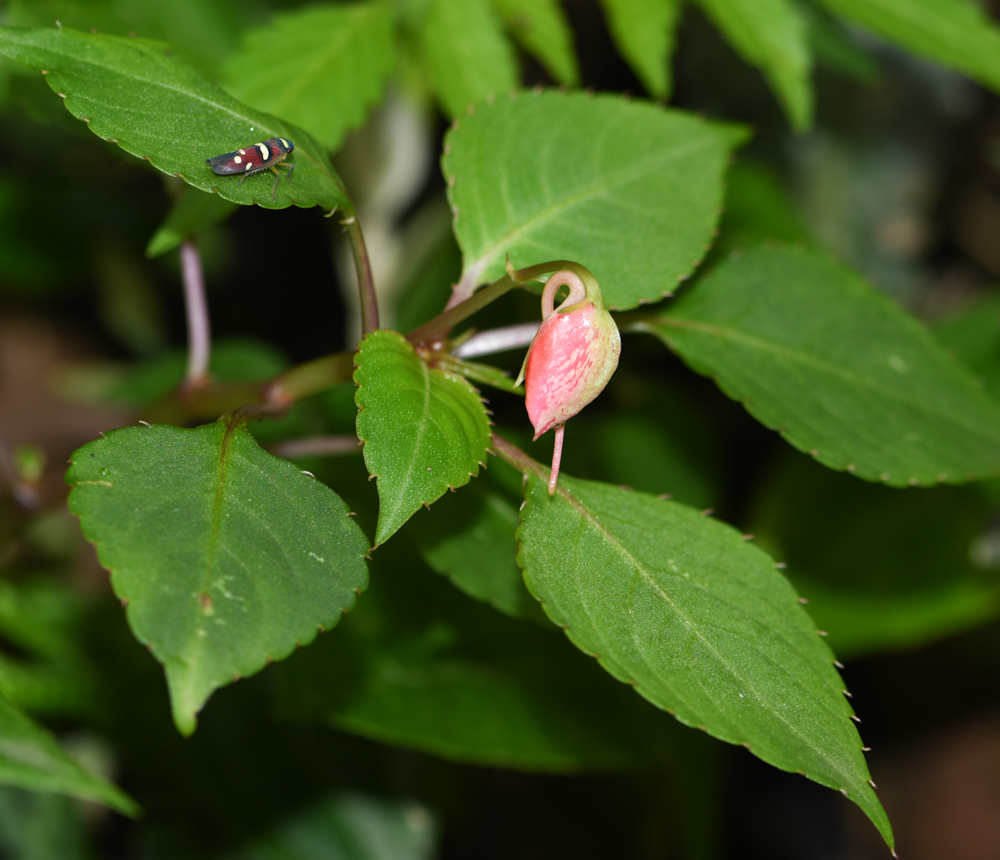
[520,270,621,439]
[515,268,620,494]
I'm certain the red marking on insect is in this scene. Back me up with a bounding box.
[206,137,295,200]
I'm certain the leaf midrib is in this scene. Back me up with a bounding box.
[460,133,720,279]
[651,316,1000,444]
[548,481,863,791]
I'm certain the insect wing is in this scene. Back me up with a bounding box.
[206,145,264,176]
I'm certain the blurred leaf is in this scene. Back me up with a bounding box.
[444,90,746,310]
[598,0,682,97]
[393,199,463,333]
[641,245,1000,486]
[417,0,518,118]
[713,161,810,258]
[98,337,289,407]
[4,0,248,73]
[751,454,1000,658]
[581,412,717,509]
[66,421,370,735]
[224,793,436,860]
[803,5,880,83]
[0,690,137,815]
[408,457,536,618]
[275,546,679,772]
[933,292,1000,401]
[0,26,349,211]
[0,579,98,718]
[0,786,91,860]
[817,0,1000,92]
[146,187,237,258]
[222,3,395,153]
[696,0,813,130]
[492,0,579,86]
[517,471,892,849]
[355,330,492,545]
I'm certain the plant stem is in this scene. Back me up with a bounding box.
[453,322,540,358]
[342,207,379,336]
[490,432,548,481]
[408,260,589,347]
[268,434,360,459]
[180,239,211,388]
[144,350,355,425]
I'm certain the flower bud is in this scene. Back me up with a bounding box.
[518,269,621,439]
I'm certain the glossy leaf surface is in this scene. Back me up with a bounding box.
[418,0,518,118]
[444,90,744,309]
[817,0,1000,91]
[66,422,370,735]
[355,331,492,545]
[696,0,813,130]
[222,3,395,152]
[643,246,1000,485]
[0,26,349,211]
[598,0,681,97]
[0,691,138,815]
[517,470,892,848]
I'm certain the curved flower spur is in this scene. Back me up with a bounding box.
[515,267,621,494]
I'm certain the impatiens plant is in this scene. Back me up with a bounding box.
[4,0,1000,855]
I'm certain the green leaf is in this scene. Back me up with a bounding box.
[933,292,1000,401]
[436,355,523,395]
[640,245,1000,486]
[222,3,395,153]
[751,453,1000,659]
[0,690,138,816]
[598,0,682,97]
[0,25,349,211]
[816,0,1000,91]
[712,160,811,260]
[491,0,580,86]
[408,459,536,618]
[444,90,746,310]
[226,793,436,860]
[417,0,519,118]
[517,471,892,849]
[696,0,813,130]
[146,187,237,258]
[355,330,492,545]
[4,0,248,74]
[66,421,370,735]
[275,548,680,772]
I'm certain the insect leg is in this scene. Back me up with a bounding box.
[285,164,295,184]
[269,165,280,200]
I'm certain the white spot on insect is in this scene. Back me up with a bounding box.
[234,155,242,164]
[888,354,909,373]
[279,138,289,148]
[308,552,325,563]
[239,149,246,155]
[245,162,252,171]
[258,143,269,160]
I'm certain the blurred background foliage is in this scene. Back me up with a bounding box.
[2,0,1000,857]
